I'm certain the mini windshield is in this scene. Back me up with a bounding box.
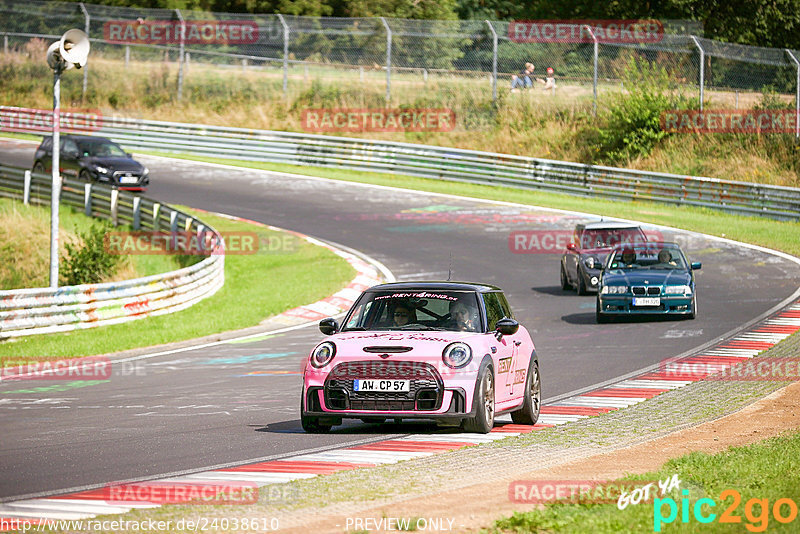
[78,140,127,158]
[343,290,482,333]
[607,244,687,270]
[579,227,646,249]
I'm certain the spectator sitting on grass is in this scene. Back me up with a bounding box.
[511,62,534,92]
[539,67,556,91]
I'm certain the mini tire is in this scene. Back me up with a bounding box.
[463,367,495,434]
[511,360,540,425]
[576,267,588,295]
[32,161,45,174]
[300,396,331,433]
[560,262,571,290]
[79,169,93,183]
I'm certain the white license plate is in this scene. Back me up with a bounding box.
[632,297,661,307]
[353,379,410,392]
[119,175,138,184]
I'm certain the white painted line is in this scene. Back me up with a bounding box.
[615,379,692,389]
[537,414,590,423]
[552,397,647,408]
[3,499,135,515]
[704,348,763,357]
[764,318,800,326]
[159,472,315,484]
[0,507,93,520]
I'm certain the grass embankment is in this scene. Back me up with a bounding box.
[0,207,355,359]
[492,429,800,533]
[146,154,800,259]
[1,49,798,187]
[0,198,178,289]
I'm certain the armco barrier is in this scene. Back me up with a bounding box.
[2,106,798,220]
[0,164,224,338]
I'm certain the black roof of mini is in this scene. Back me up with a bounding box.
[368,281,502,293]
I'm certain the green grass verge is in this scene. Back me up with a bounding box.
[0,197,180,288]
[490,428,800,533]
[0,207,355,359]
[145,152,800,258]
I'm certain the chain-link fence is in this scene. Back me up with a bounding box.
[1,0,798,136]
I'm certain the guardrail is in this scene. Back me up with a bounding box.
[2,106,800,220]
[0,164,225,338]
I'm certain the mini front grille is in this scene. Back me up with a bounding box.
[324,360,444,411]
[362,346,413,353]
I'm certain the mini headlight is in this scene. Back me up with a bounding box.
[142,166,149,175]
[582,256,599,269]
[94,165,109,174]
[442,342,472,369]
[665,285,692,295]
[310,341,336,368]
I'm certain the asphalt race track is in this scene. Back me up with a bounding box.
[1,139,798,500]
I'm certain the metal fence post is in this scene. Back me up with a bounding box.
[485,20,498,102]
[277,14,289,95]
[125,44,129,67]
[132,195,141,229]
[23,170,31,204]
[79,3,89,99]
[175,9,185,102]
[691,36,704,111]
[153,202,160,230]
[786,49,800,139]
[583,25,598,117]
[4,33,8,55]
[84,183,92,216]
[110,188,119,226]
[380,17,392,105]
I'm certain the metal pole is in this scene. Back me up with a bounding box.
[79,3,89,99]
[277,15,289,95]
[691,36,704,111]
[380,17,392,104]
[583,25,598,117]
[50,67,63,288]
[176,9,185,102]
[786,49,800,139]
[125,44,129,67]
[4,34,8,55]
[485,20,497,102]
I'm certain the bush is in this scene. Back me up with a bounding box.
[61,223,122,286]
[592,57,698,164]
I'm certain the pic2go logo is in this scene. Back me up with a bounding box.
[654,489,799,532]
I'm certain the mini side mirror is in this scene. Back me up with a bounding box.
[126,152,133,158]
[495,317,519,339]
[691,262,702,270]
[319,318,339,335]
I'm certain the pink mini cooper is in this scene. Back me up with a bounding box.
[301,282,541,433]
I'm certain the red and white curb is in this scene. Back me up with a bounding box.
[3,301,798,527]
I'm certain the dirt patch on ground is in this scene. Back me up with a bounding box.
[286,381,800,533]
